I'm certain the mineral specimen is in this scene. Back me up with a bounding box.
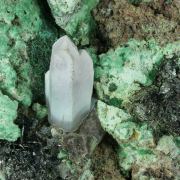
[95,39,180,178]
[97,101,155,148]
[0,0,58,141]
[45,36,94,132]
[47,0,99,45]
[130,135,180,179]
[97,101,180,178]
[94,40,164,107]
[0,92,20,141]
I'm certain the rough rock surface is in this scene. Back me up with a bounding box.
[97,101,155,148]
[0,0,58,141]
[0,107,104,180]
[97,101,180,178]
[95,38,180,178]
[0,92,20,141]
[0,119,61,180]
[94,39,179,108]
[128,54,180,136]
[52,106,105,179]
[0,0,179,179]
[32,103,47,119]
[93,0,180,48]
[130,135,180,179]
[47,0,99,45]
[91,135,125,180]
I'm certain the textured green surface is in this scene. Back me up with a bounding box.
[128,0,152,5]
[156,135,180,158]
[0,0,58,141]
[0,91,20,141]
[97,100,155,171]
[95,40,180,177]
[97,101,154,147]
[127,53,180,136]
[32,103,47,119]
[94,40,180,107]
[97,100,180,177]
[47,0,99,45]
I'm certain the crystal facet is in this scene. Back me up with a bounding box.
[45,36,94,132]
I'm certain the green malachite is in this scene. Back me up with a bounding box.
[47,0,99,45]
[0,0,57,141]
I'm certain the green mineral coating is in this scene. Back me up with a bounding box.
[128,0,152,5]
[97,101,154,147]
[0,171,5,180]
[79,170,94,180]
[47,0,99,45]
[97,100,180,173]
[0,58,17,98]
[163,41,180,58]
[117,144,156,171]
[86,47,98,64]
[0,91,20,141]
[156,135,180,158]
[0,0,58,141]
[32,103,47,119]
[0,0,57,105]
[164,0,173,4]
[58,149,68,160]
[95,40,179,107]
[28,31,57,101]
[95,40,163,106]
[108,83,118,92]
[175,137,180,148]
[96,41,180,174]
[118,135,180,174]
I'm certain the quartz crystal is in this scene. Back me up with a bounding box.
[45,36,94,132]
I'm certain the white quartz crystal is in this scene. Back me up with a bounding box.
[45,36,94,132]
